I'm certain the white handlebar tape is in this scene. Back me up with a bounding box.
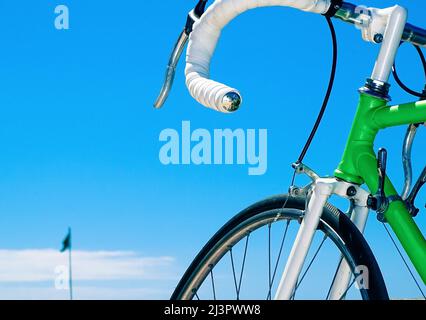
[185,0,331,113]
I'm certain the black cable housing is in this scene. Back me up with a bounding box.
[392,44,426,100]
[297,16,338,163]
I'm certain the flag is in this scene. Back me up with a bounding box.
[60,228,71,252]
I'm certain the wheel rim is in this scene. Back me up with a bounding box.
[176,208,366,300]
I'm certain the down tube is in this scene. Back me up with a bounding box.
[372,100,426,283]
[357,151,426,283]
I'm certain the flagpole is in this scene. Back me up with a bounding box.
[68,227,73,300]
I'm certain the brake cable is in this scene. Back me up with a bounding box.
[296,15,338,164]
[297,25,426,165]
[392,43,426,99]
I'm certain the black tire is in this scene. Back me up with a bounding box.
[172,194,389,300]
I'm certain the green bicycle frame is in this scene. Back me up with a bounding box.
[335,93,426,283]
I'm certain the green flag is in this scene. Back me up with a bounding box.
[60,228,71,252]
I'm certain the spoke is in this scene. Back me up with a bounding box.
[291,277,299,300]
[271,221,291,286]
[237,234,250,297]
[338,277,356,300]
[194,291,200,300]
[291,234,328,299]
[229,248,239,299]
[209,267,217,300]
[267,220,291,300]
[268,223,272,299]
[383,223,426,299]
[326,256,344,300]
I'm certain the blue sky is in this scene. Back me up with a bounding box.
[0,0,424,299]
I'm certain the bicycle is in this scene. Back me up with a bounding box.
[154,0,426,300]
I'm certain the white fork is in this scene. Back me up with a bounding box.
[275,178,370,300]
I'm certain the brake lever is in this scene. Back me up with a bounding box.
[154,0,208,109]
[153,31,188,109]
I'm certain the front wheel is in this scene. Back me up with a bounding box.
[172,195,388,300]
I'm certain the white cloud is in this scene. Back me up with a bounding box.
[0,249,179,299]
[0,286,172,300]
[0,249,176,282]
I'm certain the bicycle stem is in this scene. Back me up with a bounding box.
[335,2,426,47]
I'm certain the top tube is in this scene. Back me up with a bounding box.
[336,2,426,48]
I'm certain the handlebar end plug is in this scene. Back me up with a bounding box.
[221,92,241,112]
